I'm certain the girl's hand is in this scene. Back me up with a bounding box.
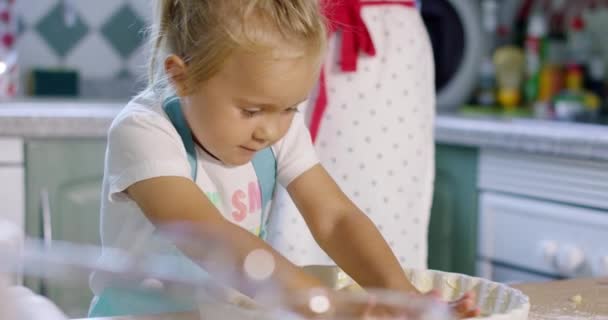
[449,291,480,318]
[426,290,481,319]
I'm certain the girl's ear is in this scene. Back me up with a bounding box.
[164,54,189,96]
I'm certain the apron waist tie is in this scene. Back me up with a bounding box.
[310,0,416,141]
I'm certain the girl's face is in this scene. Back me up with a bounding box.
[179,49,320,166]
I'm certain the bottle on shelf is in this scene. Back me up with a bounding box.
[474,0,499,108]
[524,12,548,106]
[494,46,525,110]
[567,15,593,72]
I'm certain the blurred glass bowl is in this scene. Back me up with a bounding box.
[266,288,453,320]
[199,288,454,320]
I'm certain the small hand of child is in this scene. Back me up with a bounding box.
[360,295,407,319]
[426,290,480,319]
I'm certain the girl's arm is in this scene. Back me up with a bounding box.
[126,176,324,298]
[286,164,419,293]
[288,164,480,318]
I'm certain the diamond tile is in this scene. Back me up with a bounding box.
[35,2,89,58]
[17,15,27,36]
[128,0,153,24]
[126,42,148,78]
[16,30,60,70]
[65,33,121,78]
[101,4,146,59]
[115,68,133,79]
[70,0,123,28]
[15,0,55,25]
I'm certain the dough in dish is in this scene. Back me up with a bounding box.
[341,269,530,320]
[570,294,583,304]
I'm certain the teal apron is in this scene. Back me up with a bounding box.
[89,96,277,317]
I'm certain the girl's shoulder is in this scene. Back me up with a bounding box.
[110,90,171,132]
[270,112,319,186]
[107,90,181,146]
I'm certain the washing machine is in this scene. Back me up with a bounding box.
[420,0,484,110]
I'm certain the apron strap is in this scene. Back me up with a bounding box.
[251,147,277,239]
[163,96,198,179]
[162,96,276,239]
[311,0,417,141]
[88,287,197,318]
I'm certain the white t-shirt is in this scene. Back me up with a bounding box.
[90,92,318,295]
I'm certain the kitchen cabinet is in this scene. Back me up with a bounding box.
[0,138,24,285]
[428,144,479,275]
[477,149,608,282]
[25,139,106,318]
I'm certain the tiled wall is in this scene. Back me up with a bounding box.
[15,0,152,97]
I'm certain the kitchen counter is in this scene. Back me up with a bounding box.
[0,100,122,138]
[81,278,608,320]
[435,116,608,161]
[1,100,608,160]
[512,277,608,320]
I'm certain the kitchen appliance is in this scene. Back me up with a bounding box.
[420,0,484,110]
[477,149,608,283]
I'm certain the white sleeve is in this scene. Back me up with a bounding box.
[105,105,191,202]
[273,112,319,187]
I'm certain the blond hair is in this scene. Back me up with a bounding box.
[147,0,328,95]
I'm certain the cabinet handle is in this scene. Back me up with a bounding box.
[39,188,52,296]
[40,188,53,248]
[555,244,586,276]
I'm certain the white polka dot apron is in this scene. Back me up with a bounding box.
[266,0,436,271]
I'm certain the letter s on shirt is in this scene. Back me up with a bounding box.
[231,189,247,222]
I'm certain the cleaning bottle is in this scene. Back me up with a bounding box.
[567,15,592,73]
[524,12,547,105]
[494,46,525,110]
[553,64,586,121]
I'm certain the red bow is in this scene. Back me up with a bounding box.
[310,0,415,141]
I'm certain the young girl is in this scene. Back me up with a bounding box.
[89,0,478,318]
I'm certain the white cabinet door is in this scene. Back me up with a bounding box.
[0,138,24,229]
[0,167,24,230]
[478,192,608,279]
[0,138,24,285]
[0,138,23,164]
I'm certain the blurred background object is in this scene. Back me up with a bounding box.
[460,0,608,124]
[15,0,150,99]
[419,0,484,111]
[0,0,19,100]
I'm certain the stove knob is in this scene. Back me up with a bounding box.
[555,244,585,275]
[540,240,558,265]
[596,256,608,277]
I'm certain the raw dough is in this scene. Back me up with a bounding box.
[570,294,583,304]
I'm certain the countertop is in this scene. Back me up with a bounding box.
[1,100,608,160]
[0,99,122,138]
[80,278,608,320]
[512,277,608,320]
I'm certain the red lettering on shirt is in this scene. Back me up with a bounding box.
[248,181,261,214]
[231,189,247,222]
